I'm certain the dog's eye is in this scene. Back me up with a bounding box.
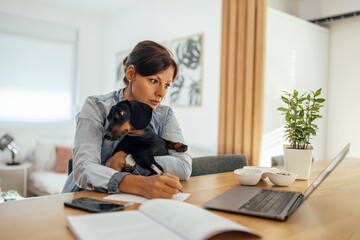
[115,110,125,118]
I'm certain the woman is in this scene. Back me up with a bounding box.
[62,41,192,199]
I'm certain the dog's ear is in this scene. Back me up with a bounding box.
[128,100,153,129]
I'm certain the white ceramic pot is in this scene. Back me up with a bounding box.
[283,144,313,180]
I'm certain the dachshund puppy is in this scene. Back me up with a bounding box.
[104,100,188,174]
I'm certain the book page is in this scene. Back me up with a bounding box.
[139,199,260,240]
[67,210,183,240]
[104,192,190,203]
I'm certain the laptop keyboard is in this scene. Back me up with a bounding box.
[239,189,297,215]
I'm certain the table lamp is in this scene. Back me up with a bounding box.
[0,134,21,165]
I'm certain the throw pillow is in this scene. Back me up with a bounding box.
[34,138,73,171]
[55,146,73,173]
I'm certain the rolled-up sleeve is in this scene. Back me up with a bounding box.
[72,97,127,193]
[155,151,192,180]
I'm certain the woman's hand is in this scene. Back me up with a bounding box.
[118,173,182,199]
[105,151,127,171]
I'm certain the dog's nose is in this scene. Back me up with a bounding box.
[103,131,112,140]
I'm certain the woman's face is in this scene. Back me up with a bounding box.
[126,65,174,110]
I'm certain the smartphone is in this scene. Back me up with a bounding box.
[64,197,125,213]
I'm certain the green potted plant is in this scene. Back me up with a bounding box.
[277,88,325,180]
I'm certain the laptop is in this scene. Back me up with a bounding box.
[203,143,350,221]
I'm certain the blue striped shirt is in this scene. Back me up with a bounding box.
[62,88,192,193]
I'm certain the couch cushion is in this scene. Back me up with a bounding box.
[34,138,73,171]
[29,171,68,195]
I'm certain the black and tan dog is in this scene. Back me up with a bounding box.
[103,100,188,174]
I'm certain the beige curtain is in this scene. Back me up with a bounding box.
[218,0,267,166]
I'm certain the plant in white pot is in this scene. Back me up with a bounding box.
[277,88,325,180]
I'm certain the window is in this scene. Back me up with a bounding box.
[0,13,78,123]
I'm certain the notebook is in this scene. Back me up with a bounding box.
[67,199,260,240]
[203,143,350,221]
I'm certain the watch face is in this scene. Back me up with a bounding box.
[125,155,136,165]
[124,155,136,172]
[124,162,136,172]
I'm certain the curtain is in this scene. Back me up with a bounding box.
[218,0,267,166]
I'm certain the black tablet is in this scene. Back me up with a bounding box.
[64,197,125,213]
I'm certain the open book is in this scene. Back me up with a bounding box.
[67,199,260,240]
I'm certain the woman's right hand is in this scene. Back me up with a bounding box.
[118,173,182,199]
[140,173,182,199]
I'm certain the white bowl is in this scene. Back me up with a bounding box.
[234,169,262,185]
[243,166,281,179]
[267,170,297,186]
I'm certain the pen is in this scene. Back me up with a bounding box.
[151,164,184,193]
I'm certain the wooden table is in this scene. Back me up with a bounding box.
[0,158,359,240]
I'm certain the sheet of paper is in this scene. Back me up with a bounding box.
[104,192,190,203]
[140,199,261,240]
[67,210,183,240]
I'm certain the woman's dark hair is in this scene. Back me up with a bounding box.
[122,40,178,86]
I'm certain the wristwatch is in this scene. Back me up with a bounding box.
[124,154,136,172]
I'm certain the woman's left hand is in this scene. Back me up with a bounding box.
[105,151,127,171]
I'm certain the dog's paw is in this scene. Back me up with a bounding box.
[176,143,188,152]
[166,140,188,152]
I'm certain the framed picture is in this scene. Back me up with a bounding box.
[169,34,203,107]
[115,49,131,89]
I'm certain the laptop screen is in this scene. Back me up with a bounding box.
[303,143,350,199]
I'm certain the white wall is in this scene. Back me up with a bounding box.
[268,0,301,17]
[0,0,105,162]
[0,0,222,162]
[261,8,329,166]
[266,1,360,160]
[102,0,222,156]
[326,17,360,158]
